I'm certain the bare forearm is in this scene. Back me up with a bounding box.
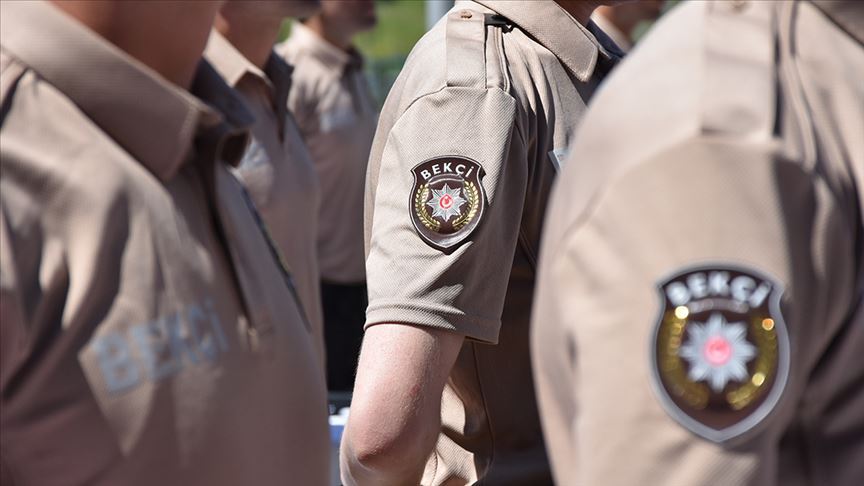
[340,425,434,486]
[340,324,464,485]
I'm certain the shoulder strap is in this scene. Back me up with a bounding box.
[701,0,779,141]
[446,8,488,88]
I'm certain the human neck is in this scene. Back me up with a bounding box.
[593,5,638,40]
[303,16,353,52]
[215,13,283,70]
[556,0,602,26]
[49,1,218,88]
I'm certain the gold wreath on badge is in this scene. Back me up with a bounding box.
[650,265,790,444]
[409,156,487,251]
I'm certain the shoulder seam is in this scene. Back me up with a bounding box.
[397,85,516,125]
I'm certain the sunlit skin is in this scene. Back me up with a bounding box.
[303,0,377,51]
[49,0,225,88]
[593,0,664,46]
[216,0,321,70]
[556,0,623,24]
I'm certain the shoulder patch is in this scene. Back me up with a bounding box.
[409,156,486,251]
[650,264,789,443]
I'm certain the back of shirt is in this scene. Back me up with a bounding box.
[532,1,863,484]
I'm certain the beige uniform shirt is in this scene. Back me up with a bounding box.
[0,2,328,485]
[277,23,378,284]
[205,32,324,360]
[533,1,864,485]
[364,1,619,483]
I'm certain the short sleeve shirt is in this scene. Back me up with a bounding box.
[363,1,620,483]
[0,2,328,485]
[205,32,324,360]
[532,1,864,485]
[277,23,378,284]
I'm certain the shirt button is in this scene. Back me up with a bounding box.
[460,10,473,19]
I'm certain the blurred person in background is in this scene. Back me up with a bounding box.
[0,1,328,485]
[591,0,664,52]
[533,1,864,484]
[277,0,379,393]
[207,0,326,364]
[340,1,623,484]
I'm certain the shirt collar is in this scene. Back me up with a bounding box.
[287,22,364,72]
[205,30,271,90]
[205,30,293,130]
[190,61,256,168]
[0,1,251,181]
[264,54,294,132]
[470,0,618,82]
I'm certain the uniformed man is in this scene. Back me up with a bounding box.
[532,1,863,485]
[340,1,622,484]
[277,0,379,392]
[0,1,328,485]
[206,0,326,363]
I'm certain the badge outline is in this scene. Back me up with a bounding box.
[648,262,790,444]
[408,155,487,252]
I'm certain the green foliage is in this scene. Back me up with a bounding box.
[277,0,425,62]
[276,0,428,106]
[278,18,293,43]
[354,0,426,60]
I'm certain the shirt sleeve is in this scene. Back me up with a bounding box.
[532,137,859,485]
[365,85,525,344]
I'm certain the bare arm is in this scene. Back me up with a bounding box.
[340,323,464,486]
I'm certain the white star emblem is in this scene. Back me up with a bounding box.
[679,313,757,392]
[426,184,467,222]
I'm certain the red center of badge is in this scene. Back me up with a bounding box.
[704,337,732,366]
[651,265,789,443]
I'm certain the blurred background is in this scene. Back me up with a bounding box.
[278,0,679,110]
[279,0,430,105]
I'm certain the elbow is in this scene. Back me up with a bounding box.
[346,436,402,472]
[344,423,426,472]
[341,413,436,483]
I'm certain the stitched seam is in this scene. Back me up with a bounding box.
[471,341,495,485]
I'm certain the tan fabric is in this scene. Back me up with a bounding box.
[205,32,324,361]
[277,23,378,284]
[532,1,864,485]
[363,1,620,484]
[0,2,328,485]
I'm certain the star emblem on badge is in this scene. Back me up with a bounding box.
[426,184,467,222]
[678,312,757,393]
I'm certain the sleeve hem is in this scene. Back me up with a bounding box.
[365,301,500,345]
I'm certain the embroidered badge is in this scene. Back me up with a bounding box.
[650,264,789,443]
[409,156,486,251]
